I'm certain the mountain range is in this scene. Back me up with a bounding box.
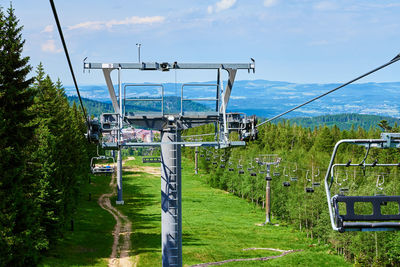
[65,80,400,119]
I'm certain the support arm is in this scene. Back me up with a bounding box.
[103,68,120,114]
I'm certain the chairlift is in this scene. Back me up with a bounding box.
[237,158,244,174]
[250,172,257,176]
[206,157,210,161]
[142,157,161,163]
[325,133,400,232]
[265,175,272,181]
[282,167,290,187]
[229,168,234,172]
[220,164,225,169]
[290,164,298,181]
[312,168,321,186]
[200,154,205,158]
[305,187,314,193]
[91,155,115,175]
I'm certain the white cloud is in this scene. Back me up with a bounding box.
[42,25,54,33]
[208,0,236,14]
[41,39,62,53]
[263,0,278,8]
[68,16,165,31]
[313,1,338,11]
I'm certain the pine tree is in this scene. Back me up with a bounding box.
[0,5,43,265]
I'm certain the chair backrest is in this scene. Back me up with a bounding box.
[333,195,400,221]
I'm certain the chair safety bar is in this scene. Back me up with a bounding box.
[124,84,164,115]
[180,83,219,115]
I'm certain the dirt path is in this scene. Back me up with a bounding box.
[190,248,303,266]
[98,170,134,267]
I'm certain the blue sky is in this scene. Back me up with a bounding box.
[7,0,400,85]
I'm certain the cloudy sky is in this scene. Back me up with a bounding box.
[7,0,400,85]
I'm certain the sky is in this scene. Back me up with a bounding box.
[6,0,400,86]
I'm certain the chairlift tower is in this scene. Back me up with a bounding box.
[84,60,255,267]
[258,154,281,225]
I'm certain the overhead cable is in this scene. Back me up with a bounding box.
[49,0,89,126]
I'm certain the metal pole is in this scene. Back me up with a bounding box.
[265,164,271,224]
[136,43,141,63]
[195,147,199,174]
[116,67,124,205]
[161,129,182,267]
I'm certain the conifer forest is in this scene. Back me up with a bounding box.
[2,2,400,267]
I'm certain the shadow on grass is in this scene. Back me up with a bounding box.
[121,170,203,261]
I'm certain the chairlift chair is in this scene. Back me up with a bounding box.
[305,187,314,193]
[290,164,298,181]
[91,155,115,175]
[283,182,290,187]
[325,133,400,232]
[142,157,161,163]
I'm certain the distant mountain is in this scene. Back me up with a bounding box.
[277,113,399,131]
[67,95,209,117]
[65,80,400,119]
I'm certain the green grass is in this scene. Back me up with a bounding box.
[40,175,115,267]
[121,156,350,266]
[41,156,351,266]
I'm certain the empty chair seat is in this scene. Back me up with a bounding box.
[332,195,400,232]
[142,157,161,163]
[273,172,280,176]
[290,177,298,182]
[305,187,314,193]
[312,182,321,187]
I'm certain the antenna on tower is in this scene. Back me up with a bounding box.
[136,43,141,63]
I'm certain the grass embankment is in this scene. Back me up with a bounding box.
[41,156,350,266]
[40,175,114,267]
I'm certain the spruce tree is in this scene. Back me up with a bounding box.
[0,4,43,265]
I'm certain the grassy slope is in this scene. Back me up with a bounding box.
[41,157,350,266]
[40,175,114,267]
[122,157,350,267]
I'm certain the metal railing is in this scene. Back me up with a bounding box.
[180,83,219,115]
[124,84,164,115]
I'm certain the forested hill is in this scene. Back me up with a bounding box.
[70,95,400,130]
[277,113,399,130]
[67,96,209,117]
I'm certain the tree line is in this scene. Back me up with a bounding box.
[0,6,93,266]
[183,120,400,265]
